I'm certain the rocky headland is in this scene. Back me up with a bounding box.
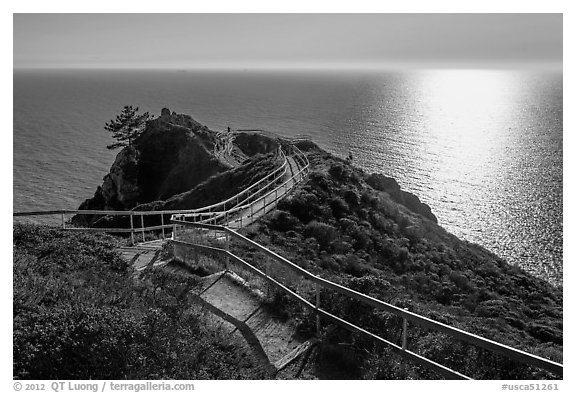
[69,108,561,379]
[75,108,436,225]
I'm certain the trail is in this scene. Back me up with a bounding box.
[117,134,313,376]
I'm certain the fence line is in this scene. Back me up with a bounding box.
[171,222,563,379]
[13,144,309,243]
[175,148,310,228]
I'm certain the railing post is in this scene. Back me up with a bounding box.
[225,231,230,270]
[172,217,177,241]
[140,213,145,242]
[401,309,408,376]
[402,309,408,351]
[161,214,165,239]
[130,211,135,245]
[61,212,65,229]
[316,283,321,335]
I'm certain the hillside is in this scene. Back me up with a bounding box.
[230,143,562,379]
[41,108,562,379]
[13,224,268,379]
[75,109,228,222]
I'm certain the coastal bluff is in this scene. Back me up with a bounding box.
[18,107,562,379]
[77,109,227,213]
[76,108,437,225]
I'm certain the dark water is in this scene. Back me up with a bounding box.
[13,69,563,285]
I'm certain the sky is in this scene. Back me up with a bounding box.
[13,13,563,70]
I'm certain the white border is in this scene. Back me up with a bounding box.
[4,2,572,391]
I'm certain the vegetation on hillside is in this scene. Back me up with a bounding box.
[157,152,282,210]
[22,116,561,379]
[228,147,562,379]
[13,224,267,380]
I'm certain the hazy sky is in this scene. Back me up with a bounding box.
[13,13,562,69]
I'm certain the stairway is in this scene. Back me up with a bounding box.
[116,141,311,376]
[194,270,316,375]
[117,240,169,271]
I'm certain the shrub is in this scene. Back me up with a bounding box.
[13,224,264,380]
[449,271,471,291]
[360,191,379,209]
[527,323,562,345]
[14,305,143,379]
[328,163,351,182]
[343,254,369,277]
[475,300,507,318]
[308,170,332,191]
[278,191,319,223]
[329,196,349,218]
[343,189,359,207]
[269,210,300,232]
[304,221,337,250]
[349,225,373,252]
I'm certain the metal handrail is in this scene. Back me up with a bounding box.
[13,145,305,243]
[191,146,288,214]
[175,145,310,227]
[14,149,287,219]
[172,239,469,379]
[170,221,563,379]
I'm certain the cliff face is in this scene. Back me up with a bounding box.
[78,109,439,228]
[78,109,228,213]
[234,132,280,156]
[366,173,437,223]
[68,108,561,379]
[99,147,141,210]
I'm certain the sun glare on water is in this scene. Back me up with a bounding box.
[417,70,519,181]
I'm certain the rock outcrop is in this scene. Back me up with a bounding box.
[234,132,280,156]
[366,173,438,223]
[77,108,228,214]
[76,107,438,228]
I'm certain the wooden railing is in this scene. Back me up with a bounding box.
[170,220,563,380]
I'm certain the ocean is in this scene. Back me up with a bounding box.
[12,69,563,285]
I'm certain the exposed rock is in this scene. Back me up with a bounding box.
[138,153,280,212]
[366,173,401,194]
[234,132,280,156]
[366,173,437,223]
[75,109,229,224]
[76,108,437,229]
[101,147,141,208]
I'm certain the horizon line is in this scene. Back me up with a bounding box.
[13,63,563,72]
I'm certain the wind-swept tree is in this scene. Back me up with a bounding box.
[105,105,150,150]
